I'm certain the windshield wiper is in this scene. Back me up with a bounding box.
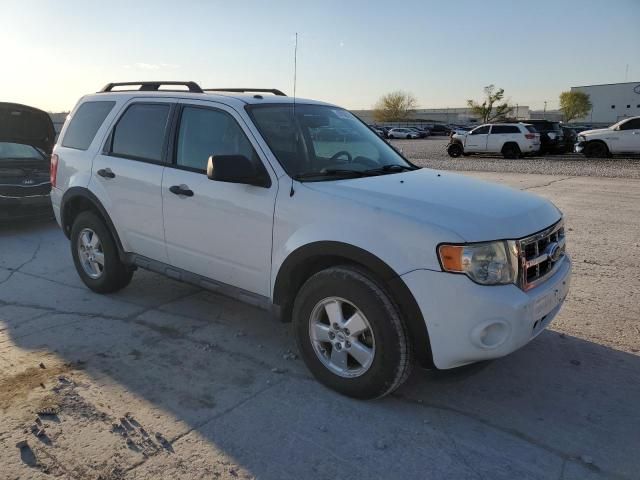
[293,169,372,180]
[363,164,418,174]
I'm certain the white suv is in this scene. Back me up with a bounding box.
[51,81,571,399]
[448,123,540,158]
[575,116,640,157]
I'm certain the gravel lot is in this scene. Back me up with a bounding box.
[1,171,639,479]
[393,137,640,178]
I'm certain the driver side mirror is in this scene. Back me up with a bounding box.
[207,155,271,188]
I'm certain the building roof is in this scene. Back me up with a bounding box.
[571,81,640,88]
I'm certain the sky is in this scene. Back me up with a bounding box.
[1,0,639,113]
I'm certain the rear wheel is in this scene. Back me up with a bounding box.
[447,143,463,158]
[584,141,609,158]
[502,143,520,159]
[70,211,133,293]
[293,266,412,399]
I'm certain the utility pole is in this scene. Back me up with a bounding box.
[515,103,519,120]
[543,101,547,119]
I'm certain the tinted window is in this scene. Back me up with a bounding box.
[62,101,115,150]
[111,104,170,162]
[176,106,257,171]
[471,125,490,135]
[525,125,537,133]
[491,125,520,134]
[620,118,640,130]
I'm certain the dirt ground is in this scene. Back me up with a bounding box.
[1,171,639,480]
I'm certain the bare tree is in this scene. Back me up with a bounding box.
[373,91,417,122]
[467,85,513,123]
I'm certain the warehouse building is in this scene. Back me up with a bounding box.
[571,81,640,124]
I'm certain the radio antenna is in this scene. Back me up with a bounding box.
[290,32,298,197]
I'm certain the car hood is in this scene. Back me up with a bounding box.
[581,128,611,136]
[304,169,561,242]
[0,103,56,154]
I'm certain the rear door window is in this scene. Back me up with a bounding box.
[110,103,171,162]
[491,125,519,134]
[62,101,115,150]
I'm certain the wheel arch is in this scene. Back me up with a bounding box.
[60,187,126,260]
[501,141,521,152]
[273,241,434,368]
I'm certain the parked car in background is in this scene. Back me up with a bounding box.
[560,126,578,153]
[0,102,55,222]
[388,127,420,139]
[369,125,386,138]
[427,124,451,136]
[448,123,540,158]
[575,116,640,157]
[407,127,428,138]
[524,120,565,154]
[51,81,570,399]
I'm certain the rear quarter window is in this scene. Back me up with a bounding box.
[61,101,115,150]
[525,126,537,133]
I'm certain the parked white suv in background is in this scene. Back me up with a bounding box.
[51,81,571,399]
[448,123,540,158]
[575,116,640,157]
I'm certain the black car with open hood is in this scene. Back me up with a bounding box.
[0,102,55,222]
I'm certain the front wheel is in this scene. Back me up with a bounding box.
[584,142,609,158]
[293,266,412,399]
[447,143,463,158]
[70,211,133,293]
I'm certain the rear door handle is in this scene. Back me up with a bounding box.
[97,168,115,179]
[169,184,194,197]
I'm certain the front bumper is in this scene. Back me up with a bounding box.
[0,194,53,222]
[402,256,571,369]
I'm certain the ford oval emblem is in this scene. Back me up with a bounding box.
[546,242,563,262]
[634,84,640,95]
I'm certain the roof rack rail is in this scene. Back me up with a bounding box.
[204,88,287,97]
[99,81,204,93]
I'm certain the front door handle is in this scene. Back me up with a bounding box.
[97,168,115,179]
[169,184,194,197]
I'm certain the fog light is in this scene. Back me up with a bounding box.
[471,321,510,349]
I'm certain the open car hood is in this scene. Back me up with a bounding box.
[0,102,55,154]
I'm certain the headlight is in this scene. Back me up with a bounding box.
[438,241,518,285]
[578,135,586,142]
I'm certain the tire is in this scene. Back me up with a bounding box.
[293,266,412,399]
[406,134,411,139]
[447,143,463,158]
[502,143,520,159]
[584,142,609,158]
[70,211,133,293]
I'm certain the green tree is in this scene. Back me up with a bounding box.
[559,90,592,122]
[373,91,417,122]
[466,85,513,123]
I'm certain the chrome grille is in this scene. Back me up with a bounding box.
[518,220,566,290]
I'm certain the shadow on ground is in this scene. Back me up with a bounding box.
[1,221,638,480]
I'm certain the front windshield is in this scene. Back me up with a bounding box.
[0,142,45,161]
[247,104,415,180]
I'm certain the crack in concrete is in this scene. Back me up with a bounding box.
[124,378,284,475]
[0,238,43,286]
[522,176,575,190]
[392,394,622,479]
